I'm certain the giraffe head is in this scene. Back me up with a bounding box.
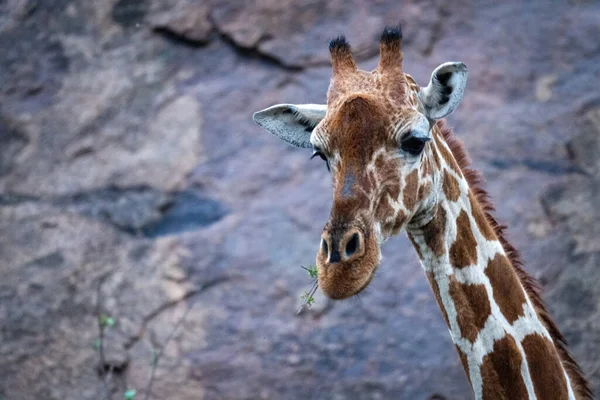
[253,26,468,299]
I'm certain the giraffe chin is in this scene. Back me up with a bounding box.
[316,230,381,300]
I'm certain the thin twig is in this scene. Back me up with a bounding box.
[142,275,243,399]
[140,275,244,399]
[96,275,112,400]
[143,304,193,400]
[125,275,243,350]
[296,279,319,315]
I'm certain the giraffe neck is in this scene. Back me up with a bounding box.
[405,132,576,400]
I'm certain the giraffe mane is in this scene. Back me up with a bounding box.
[437,120,593,399]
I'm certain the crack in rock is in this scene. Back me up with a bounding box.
[124,275,244,349]
[150,0,213,46]
[488,157,586,175]
[151,8,303,72]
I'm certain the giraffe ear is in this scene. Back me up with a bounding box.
[419,62,468,120]
[252,104,327,149]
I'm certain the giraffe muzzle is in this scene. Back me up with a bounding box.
[317,225,380,300]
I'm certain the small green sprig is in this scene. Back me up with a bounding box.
[99,314,116,328]
[92,338,102,351]
[301,265,318,279]
[300,291,315,306]
[297,265,319,314]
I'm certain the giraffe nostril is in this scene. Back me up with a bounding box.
[321,238,329,256]
[345,232,360,257]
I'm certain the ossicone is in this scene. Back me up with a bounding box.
[329,35,357,75]
[378,24,403,72]
[380,25,403,48]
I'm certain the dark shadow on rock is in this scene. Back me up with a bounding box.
[112,0,149,28]
[142,190,228,238]
[0,118,29,176]
[55,186,172,233]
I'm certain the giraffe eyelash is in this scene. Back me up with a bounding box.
[311,147,331,171]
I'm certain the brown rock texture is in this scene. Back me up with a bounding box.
[1,1,600,399]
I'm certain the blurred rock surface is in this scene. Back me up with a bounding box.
[1,1,600,399]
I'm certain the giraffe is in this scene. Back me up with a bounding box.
[252,26,592,399]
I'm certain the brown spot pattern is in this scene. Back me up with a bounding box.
[417,181,432,203]
[421,155,433,176]
[388,183,400,202]
[443,170,461,202]
[448,277,491,343]
[449,210,478,268]
[407,233,423,260]
[422,205,447,257]
[469,191,496,241]
[382,220,395,235]
[426,272,449,325]
[455,346,471,384]
[431,142,442,168]
[403,169,419,210]
[485,254,526,324]
[480,335,529,400]
[438,121,591,398]
[375,155,385,170]
[436,135,461,173]
[391,211,407,234]
[522,334,569,400]
[375,195,392,222]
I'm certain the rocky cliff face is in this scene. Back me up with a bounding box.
[1,1,599,399]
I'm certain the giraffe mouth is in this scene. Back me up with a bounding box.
[317,260,379,300]
[352,264,378,295]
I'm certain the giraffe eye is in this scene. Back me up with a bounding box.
[400,135,429,156]
[311,148,331,171]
